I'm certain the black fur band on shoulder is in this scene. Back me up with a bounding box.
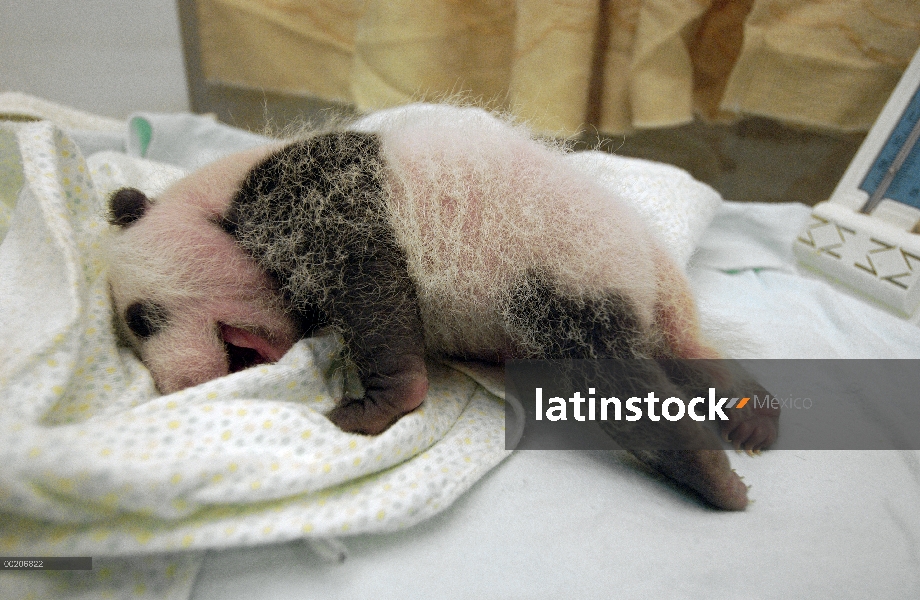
[223,132,416,341]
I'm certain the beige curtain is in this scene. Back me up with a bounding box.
[198,0,919,135]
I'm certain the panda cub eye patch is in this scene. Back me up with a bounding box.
[125,302,168,338]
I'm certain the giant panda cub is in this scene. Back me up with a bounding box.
[105,104,778,511]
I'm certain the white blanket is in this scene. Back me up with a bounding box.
[188,201,920,600]
[0,102,724,600]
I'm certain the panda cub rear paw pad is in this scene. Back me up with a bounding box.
[720,408,779,454]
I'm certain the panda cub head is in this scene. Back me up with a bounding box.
[105,145,303,393]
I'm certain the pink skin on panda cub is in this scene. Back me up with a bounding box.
[106,106,778,512]
[106,144,302,393]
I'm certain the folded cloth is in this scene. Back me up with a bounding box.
[564,150,721,266]
[0,120,508,552]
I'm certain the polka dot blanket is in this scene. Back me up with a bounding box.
[0,108,721,599]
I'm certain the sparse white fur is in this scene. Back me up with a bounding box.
[106,104,719,391]
[350,106,663,359]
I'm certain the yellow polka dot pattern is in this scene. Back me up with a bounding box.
[0,123,510,570]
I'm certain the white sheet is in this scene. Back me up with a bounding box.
[188,202,920,600]
[1,98,917,600]
[0,101,725,600]
[0,117,505,600]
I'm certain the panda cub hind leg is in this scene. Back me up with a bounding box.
[653,254,780,454]
[500,271,751,510]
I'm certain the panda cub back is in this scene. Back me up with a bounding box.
[222,107,662,363]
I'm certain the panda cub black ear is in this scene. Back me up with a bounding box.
[108,187,151,227]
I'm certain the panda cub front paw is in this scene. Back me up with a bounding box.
[327,354,429,435]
